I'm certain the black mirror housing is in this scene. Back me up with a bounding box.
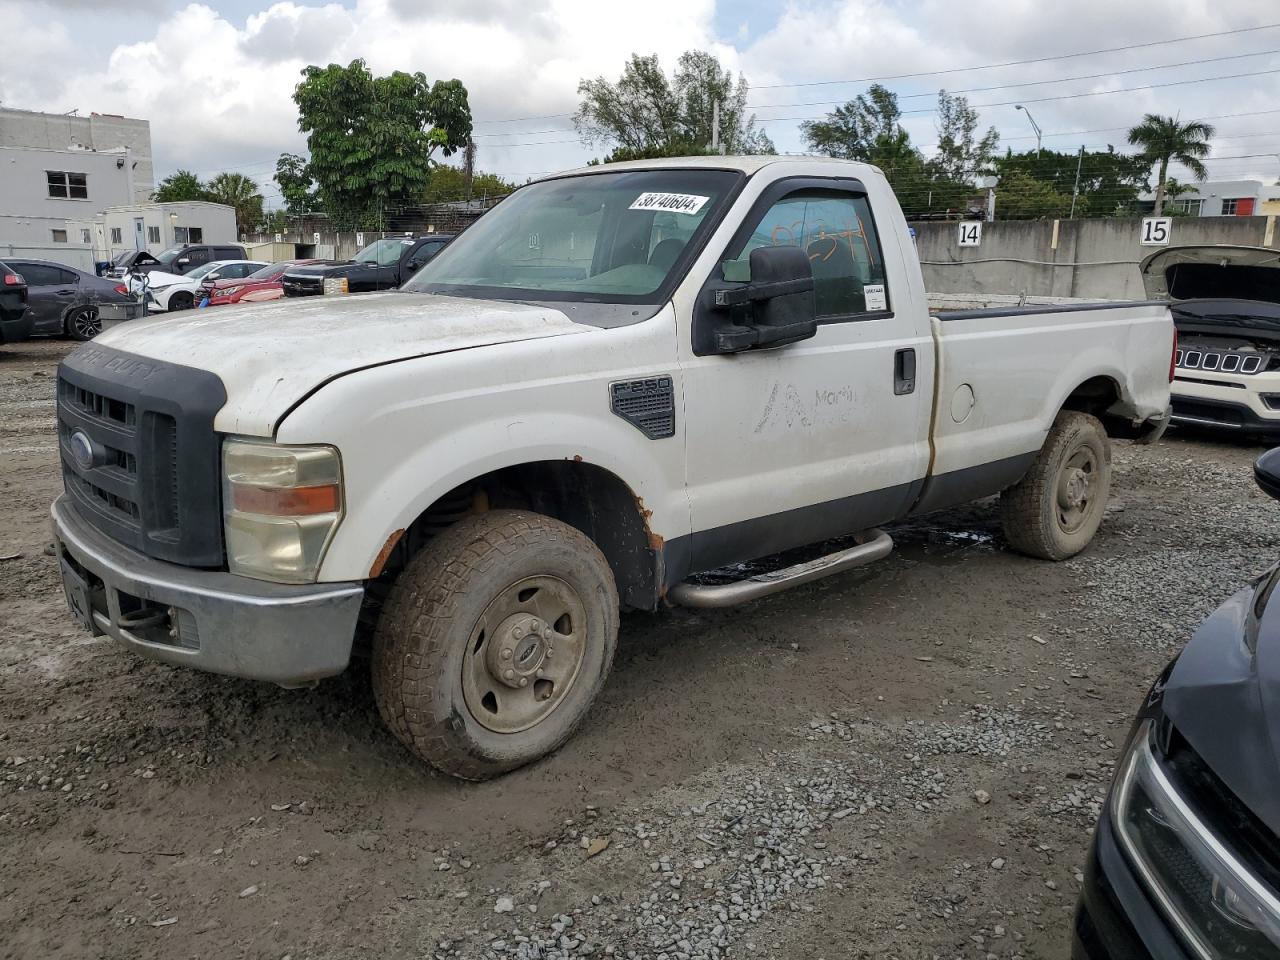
[1255,448,1280,501]
[696,246,818,355]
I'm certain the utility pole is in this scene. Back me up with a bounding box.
[711,100,721,154]
[1015,104,1042,157]
[1070,145,1084,219]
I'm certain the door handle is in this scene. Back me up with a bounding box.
[56,289,75,295]
[894,348,916,396]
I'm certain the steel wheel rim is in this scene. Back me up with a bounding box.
[461,575,588,734]
[1055,446,1098,534]
[73,307,100,338]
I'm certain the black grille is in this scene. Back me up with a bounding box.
[58,344,227,567]
[282,275,323,297]
[610,376,676,440]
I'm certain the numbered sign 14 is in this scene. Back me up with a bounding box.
[958,221,982,247]
[1141,217,1171,246]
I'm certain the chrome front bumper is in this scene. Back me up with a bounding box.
[51,495,364,686]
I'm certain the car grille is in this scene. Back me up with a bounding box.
[57,345,227,567]
[281,275,323,297]
[1175,348,1265,375]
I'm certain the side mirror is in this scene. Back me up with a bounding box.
[176,258,190,268]
[1255,448,1280,500]
[406,258,422,271]
[207,272,220,280]
[703,246,817,354]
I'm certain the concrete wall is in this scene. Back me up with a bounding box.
[0,108,153,202]
[912,215,1280,300]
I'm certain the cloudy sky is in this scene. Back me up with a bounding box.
[4,0,1280,206]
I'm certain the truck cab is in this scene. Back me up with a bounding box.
[51,157,1173,781]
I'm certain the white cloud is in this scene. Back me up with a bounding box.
[2,0,1279,194]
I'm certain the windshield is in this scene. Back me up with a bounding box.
[356,238,416,266]
[402,169,741,303]
[187,262,222,279]
[250,262,290,280]
[156,247,184,266]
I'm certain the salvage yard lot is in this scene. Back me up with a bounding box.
[0,337,1273,960]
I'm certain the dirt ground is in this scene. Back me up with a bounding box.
[2,336,1276,960]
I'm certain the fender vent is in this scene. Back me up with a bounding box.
[610,376,675,439]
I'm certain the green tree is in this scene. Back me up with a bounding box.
[991,146,1150,217]
[801,84,926,191]
[205,172,265,236]
[574,50,773,161]
[274,153,316,215]
[1126,114,1214,216]
[421,164,515,203]
[931,90,1000,182]
[152,170,209,202]
[293,59,473,228]
[993,171,1072,219]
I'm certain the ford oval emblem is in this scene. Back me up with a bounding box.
[69,430,96,470]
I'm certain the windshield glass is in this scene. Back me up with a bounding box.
[187,262,221,280]
[402,169,741,303]
[251,262,290,280]
[356,238,416,266]
[156,247,184,266]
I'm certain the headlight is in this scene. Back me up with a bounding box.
[222,439,344,583]
[220,285,243,297]
[1113,720,1280,958]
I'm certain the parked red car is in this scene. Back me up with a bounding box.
[203,260,326,306]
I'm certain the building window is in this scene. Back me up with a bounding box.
[51,229,68,243]
[81,229,92,244]
[173,226,204,244]
[47,171,88,200]
[148,226,160,243]
[111,227,122,244]
[1171,198,1203,216]
[1222,198,1242,215]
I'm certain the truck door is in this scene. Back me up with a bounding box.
[680,182,933,571]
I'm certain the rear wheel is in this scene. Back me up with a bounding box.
[168,291,194,311]
[1000,411,1111,560]
[371,510,618,780]
[65,306,100,341]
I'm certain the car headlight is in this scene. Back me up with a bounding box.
[220,285,243,297]
[1112,720,1280,958]
[222,439,344,583]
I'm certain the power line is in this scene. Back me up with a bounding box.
[752,22,1280,90]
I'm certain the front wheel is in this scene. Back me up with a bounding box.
[371,510,619,780]
[65,306,101,341]
[1000,410,1111,560]
[167,291,194,311]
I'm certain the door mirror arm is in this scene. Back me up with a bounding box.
[702,246,819,355]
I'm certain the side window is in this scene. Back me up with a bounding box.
[736,190,889,319]
[58,268,80,284]
[19,264,60,286]
[186,248,211,267]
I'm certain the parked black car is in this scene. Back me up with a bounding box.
[108,243,247,279]
[1074,447,1280,959]
[0,261,33,344]
[5,259,139,340]
[281,235,452,297]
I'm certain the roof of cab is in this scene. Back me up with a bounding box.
[538,154,883,181]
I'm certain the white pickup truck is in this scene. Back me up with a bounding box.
[51,157,1174,779]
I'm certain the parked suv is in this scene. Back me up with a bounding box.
[0,261,32,344]
[281,235,451,297]
[1074,447,1280,959]
[153,243,248,277]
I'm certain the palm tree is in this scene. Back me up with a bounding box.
[205,173,265,237]
[1127,114,1214,216]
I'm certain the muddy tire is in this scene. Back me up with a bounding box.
[371,510,618,780]
[1000,411,1111,561]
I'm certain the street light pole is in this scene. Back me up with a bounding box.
[1015,104,1042,157]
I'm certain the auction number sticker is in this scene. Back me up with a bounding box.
[630,192,710,215]
[863,283,887,311]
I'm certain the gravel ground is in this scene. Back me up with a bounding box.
[3,337,1277,960]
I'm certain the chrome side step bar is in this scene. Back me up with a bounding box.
[669,529,893,609]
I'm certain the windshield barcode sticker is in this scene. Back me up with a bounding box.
[629,192,710,215]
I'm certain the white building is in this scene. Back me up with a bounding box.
[98,201,238,261]
[1139,179,1280,217]
[0,107,153,202]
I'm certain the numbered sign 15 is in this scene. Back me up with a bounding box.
[958,221,982,247]
[1141,217,1172,246]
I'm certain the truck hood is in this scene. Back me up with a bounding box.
[285,261,353,277]
[1141,245,1280,303]
[1164,572,1280,837]
[93,291,591,435]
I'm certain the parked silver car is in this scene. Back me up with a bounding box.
[4,259,140,340]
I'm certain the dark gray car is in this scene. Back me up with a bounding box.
[5,259,139,340]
